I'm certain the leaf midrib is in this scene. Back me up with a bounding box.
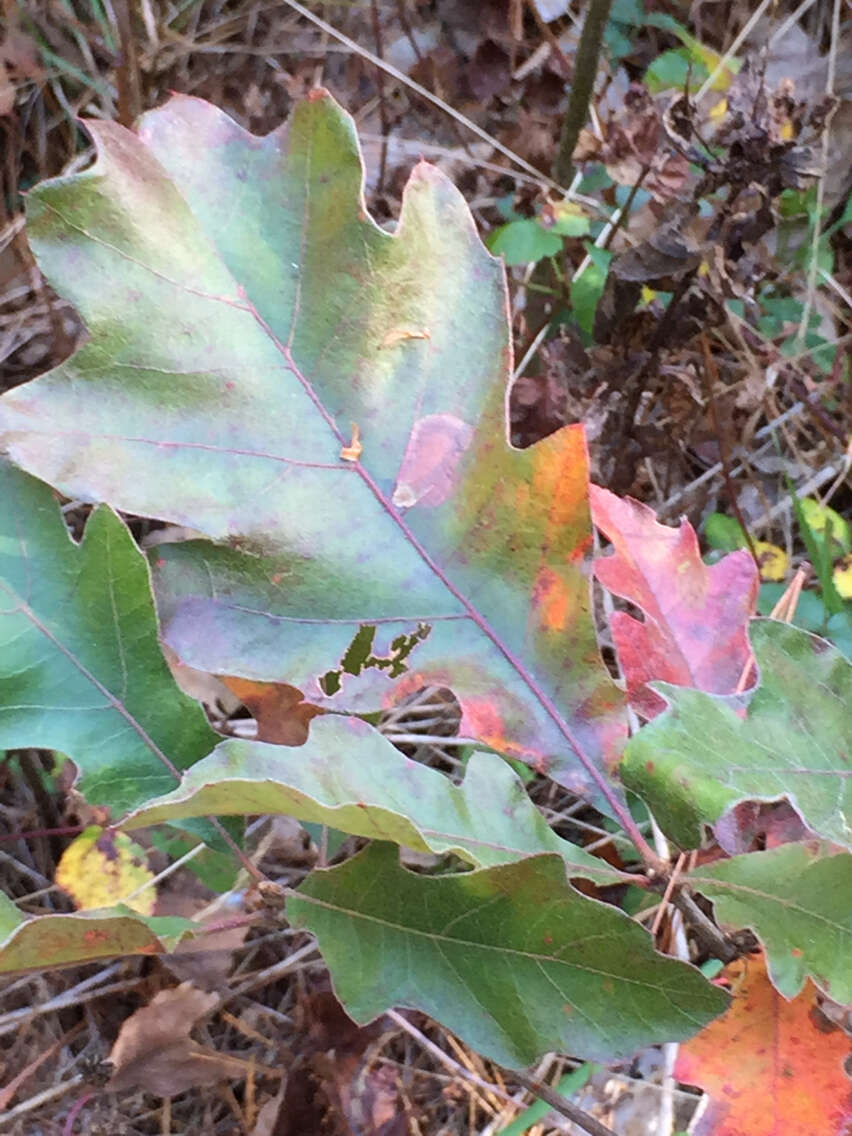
[35,143,624,823]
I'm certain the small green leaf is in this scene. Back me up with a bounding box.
[689,843,852,1003]
[571,245,612,336]
[622,620,852,849]
[289,844,728,1065]
[546,202,591,238]
[645,49,699,94]
[826,609,852,659]
[704,512,747,552]
[488,219,563,266]
[757,584,826,631]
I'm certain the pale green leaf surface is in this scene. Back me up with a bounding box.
[688,843,852,1002]
[289,844,728,1066]
[0,92,626,802]
[121,716,625,882]
[621,620,852,849]
[0,462,219,814]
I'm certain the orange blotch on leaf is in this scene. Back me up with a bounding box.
[460,696,509,752]
[533,566,574,632]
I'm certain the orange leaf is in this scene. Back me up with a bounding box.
[222,677,323,745]
[675,954,852,1136]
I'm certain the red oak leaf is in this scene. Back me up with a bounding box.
[590,486,758,717]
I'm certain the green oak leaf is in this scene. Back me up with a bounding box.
[121,716,626,883]
[0,892,196,973]
[688,843,852,1003]
[621,620,852,849]
[0,461,219,815]
[289,843,728,1066]
[0,92,626,803]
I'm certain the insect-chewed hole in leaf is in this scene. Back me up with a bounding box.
[319,622,432,696]
[379,684,463,762]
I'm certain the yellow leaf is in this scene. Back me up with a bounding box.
[56,826,155,915]
[754,542,788,582]
[709,96,727,121]
[799,498,851,553]
[833,554,852,600]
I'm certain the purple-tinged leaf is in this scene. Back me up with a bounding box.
[0,93,627,809]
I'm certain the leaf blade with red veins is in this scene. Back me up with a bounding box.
[590,486,758,717]
[0,93,626,805]
[675,955,852,1136]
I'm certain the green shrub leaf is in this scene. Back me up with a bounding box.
[622,620,852,849]
[121,716,626,882]
[0,893,196,973]
[0,92,626,802]
[289,844,728,1065]
[0,461,218,815]
[688,843,852,1003]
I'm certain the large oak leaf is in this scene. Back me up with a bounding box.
[0,93,625,801]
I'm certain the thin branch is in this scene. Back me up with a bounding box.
[554,0,613,185]
[508,1068,617,1136]
[386,1010,515,1107]
[670,888,739,964]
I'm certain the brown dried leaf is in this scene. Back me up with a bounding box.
[108,983,244,1096]
[222,676,323,745]
[582,84,690,202]
[157,893,249,990]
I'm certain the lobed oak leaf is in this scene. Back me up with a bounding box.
[0,91,627,805]
[0,461,219,815]
[675,954,852,1136]
[622,621,852,851]
[590,485,758,717]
